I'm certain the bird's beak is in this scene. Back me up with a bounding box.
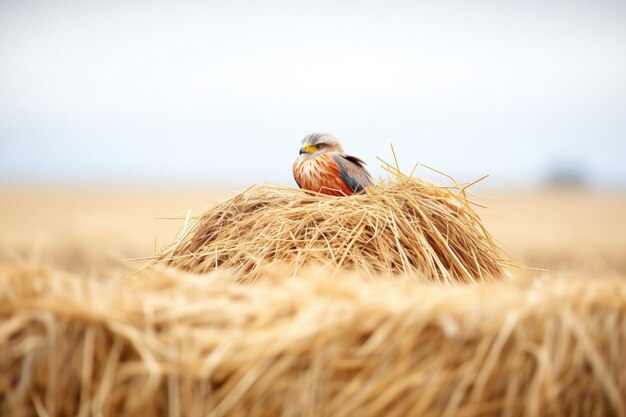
[300,145,318,154]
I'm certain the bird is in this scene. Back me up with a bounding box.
[292,133,372,196]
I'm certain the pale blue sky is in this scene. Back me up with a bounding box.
[1,0,625,187]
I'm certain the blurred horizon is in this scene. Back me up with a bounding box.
[1,0,625,189]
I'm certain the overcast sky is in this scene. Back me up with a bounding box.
[0,0,625,187]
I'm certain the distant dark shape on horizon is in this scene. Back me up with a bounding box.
[544,162,588,189]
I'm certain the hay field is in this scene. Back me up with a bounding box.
[1,183,626,416]
[1,185,624,276]
[0,185,232,274]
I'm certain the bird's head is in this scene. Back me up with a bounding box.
[299,133,345,158]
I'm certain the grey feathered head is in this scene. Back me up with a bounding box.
[300,133,344,155]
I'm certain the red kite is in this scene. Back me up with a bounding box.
[293,133,372,196]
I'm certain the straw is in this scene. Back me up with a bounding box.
[154,171,509,284]
[2,263,624,417]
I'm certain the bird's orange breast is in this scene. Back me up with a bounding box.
[293,154,354,196]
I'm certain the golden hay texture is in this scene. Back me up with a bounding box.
[155,176,509,284]
[1,263,625,417]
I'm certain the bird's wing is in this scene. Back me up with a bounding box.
[342,155,368,168]
[332,154,373,193]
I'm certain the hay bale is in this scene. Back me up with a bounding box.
[1,263,625,417]
[155,177,508,283]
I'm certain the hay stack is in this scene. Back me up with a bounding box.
[1,263,625,417]
[155,176,508,283]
